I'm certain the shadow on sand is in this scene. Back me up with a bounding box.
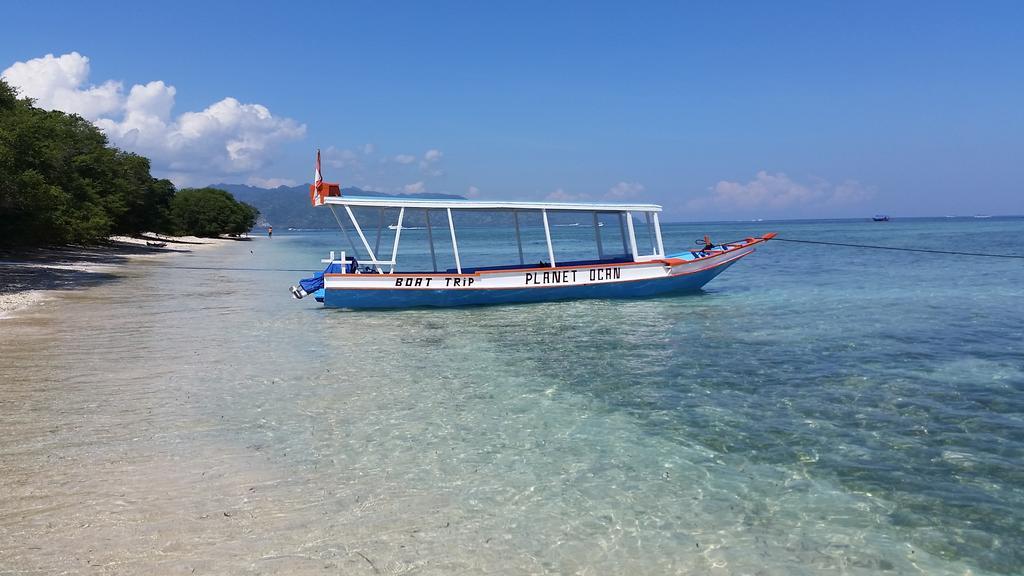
[0,242,188,296]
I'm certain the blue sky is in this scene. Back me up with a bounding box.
[3,1,1022,219]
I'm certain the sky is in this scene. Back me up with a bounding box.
[2,1,1022,220]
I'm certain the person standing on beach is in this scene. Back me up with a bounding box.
[268,226,273,239]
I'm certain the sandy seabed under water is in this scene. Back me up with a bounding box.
[1,220,1022,575]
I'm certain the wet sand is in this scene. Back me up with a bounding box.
[0,236,236,319]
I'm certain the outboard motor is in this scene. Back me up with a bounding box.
[290,256,358,299]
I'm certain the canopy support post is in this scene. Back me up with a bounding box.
[374,207,384,255]
[542,209,556,267]
[513,210,524,265]
[447,208,462,274]
[329,205,361,260]
[344,205,384,273]
[389,207,404,273]
[425,209,438,272]
[618,212,629,254]
[593,211,604,259]
[653,212,665,257]
[644,212,655,254]
[625,211,639,261]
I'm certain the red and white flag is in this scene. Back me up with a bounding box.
[313,149,323,205]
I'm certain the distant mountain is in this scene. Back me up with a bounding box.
[211,183,465,229]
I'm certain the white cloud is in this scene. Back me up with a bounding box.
[247,176,297,188]
[419,148,445,175]
[707,171,818,208]
[1,52,122,119]
[323,146,361,169]
[689,171,876,213]
[831,179,876,204]
[545,188,589,202]
[2,52,305,186]
[607,181,645,199]
[403,181,426,194]
[317,145,448,190]
[466,185,481,198]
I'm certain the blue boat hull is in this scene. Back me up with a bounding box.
[323,259,737,309]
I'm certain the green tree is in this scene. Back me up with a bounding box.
[170,187,259,237]
[0,78,180,247]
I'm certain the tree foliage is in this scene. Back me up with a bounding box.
[170,188,259,237]
[0,78,255,247]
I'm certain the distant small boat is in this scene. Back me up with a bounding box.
[388,224,425,230]
[553,222,580,227]
[973,214,992,219]
[872,215,890,222]
[146,241,167,248]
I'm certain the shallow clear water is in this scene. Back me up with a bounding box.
[1,217,1022,574]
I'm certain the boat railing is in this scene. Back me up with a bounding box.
[352,259,397,267]
[322,251,398,272]
[634,254,667,263]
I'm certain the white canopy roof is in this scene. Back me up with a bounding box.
[323,195,662,212]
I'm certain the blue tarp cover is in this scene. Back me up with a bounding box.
[298,261,347,294]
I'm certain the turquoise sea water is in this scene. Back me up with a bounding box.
[1,217,1022,574]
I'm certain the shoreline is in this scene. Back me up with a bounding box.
[0,234,243,319]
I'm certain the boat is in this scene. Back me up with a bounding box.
[290,153,775,309]
[872,215,890,222]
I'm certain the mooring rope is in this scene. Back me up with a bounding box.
[770,237,1024,259]
[145,265,315,272]
[0,261,316,272]
[11,237,1019,277]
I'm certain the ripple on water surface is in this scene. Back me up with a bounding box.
[0,218,1022,574]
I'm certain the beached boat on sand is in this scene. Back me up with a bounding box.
[291,153,774,309]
